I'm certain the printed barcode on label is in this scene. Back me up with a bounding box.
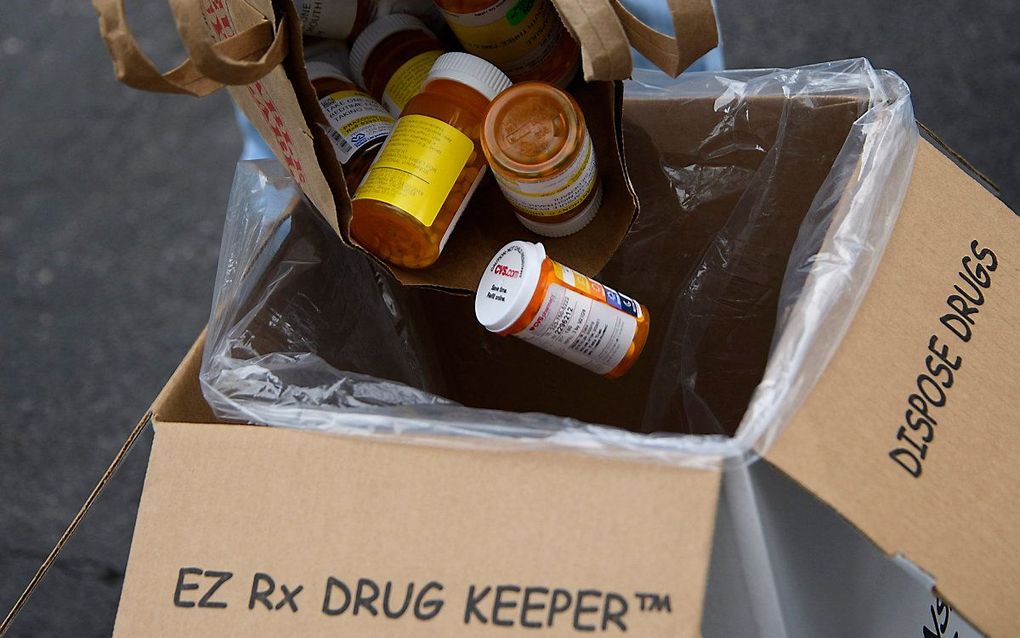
[328,127,354,156]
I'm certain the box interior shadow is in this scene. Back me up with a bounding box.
[225,91,868,437]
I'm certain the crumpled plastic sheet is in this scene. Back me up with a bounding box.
[200,58,917,468]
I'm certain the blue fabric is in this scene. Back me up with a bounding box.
[234,104,274,161]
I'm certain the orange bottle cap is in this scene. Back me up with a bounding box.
[426,52,511,101]
[483,82,581,177]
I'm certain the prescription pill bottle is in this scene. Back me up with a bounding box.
[350,14,447,116]
[375,0,446,33]
[475,241,650,378]
[351,53,511,268]
[481,82,602,237]
[433,0,580,86]
[306,57,395,192]
[294,0,374,40]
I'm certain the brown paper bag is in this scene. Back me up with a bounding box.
[93,0,718,290]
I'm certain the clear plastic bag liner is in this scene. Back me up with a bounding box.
[200,59,917,468]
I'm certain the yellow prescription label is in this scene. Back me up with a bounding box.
[439,0,562,80]
[353,114,473,227]
[494,130,598,217]
[382,50,443,116]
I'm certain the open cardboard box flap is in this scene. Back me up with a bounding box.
[111,334,723,637]
[766,141,1020,635]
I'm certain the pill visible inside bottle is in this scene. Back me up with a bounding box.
[475,241,650,378]
[351,53,512,269]
[481,82,602,237]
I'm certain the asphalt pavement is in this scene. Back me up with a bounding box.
[1,0,1017,634]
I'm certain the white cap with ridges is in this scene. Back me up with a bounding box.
[425,52,512,101]
[349,13,434,88]
[475,241,546,333]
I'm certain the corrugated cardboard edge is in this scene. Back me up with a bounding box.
[766,140,1020,636]
[0,331,214,635]
[917,122,1001,195]
[149,331,214,424]
[0,414,152,635]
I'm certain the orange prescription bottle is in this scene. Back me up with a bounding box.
[306,58,395,192]
[475,241,650,378]
[481,82,602,237]
[433,0,580,86]
[294,0,374,39]
[350,14,447,116]
[351,53,512,269]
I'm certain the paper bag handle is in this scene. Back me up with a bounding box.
[613,0,719,77]
[551,0,633,81]
[93,0,286,97]
[551,0,719,81]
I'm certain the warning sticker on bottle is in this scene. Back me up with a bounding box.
[319,90,394,163]
[353,114,473,227]
[553,263,642,319]
[437,0,565,80]
[495,131,599,217]
[382,50,443,116]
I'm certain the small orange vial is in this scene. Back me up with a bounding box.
[434,0,580,86]
[351,53,512,268]
[306,57,394,192]
[475,241,649,378]
[481,82,602,236]
[294,0,374,39]
[350,14,447,116]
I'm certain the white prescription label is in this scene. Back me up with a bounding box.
[320,91,394,163]
[494,130,599,217]
[520,283,637,375]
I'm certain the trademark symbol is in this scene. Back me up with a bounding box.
[634,592,671,613]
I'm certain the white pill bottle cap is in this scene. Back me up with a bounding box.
[426,52,512,101]
[349,13,435,87]
[475,241,547,333]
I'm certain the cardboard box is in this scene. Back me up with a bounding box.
[106,138,1018,636]
[5,103,1017,636]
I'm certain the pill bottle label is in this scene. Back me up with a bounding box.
[353,114,473,227]
[320,91,395,163]
[296,0,359,38]
[439,167,487,253]
[383,50,444,115]
[439,0,562,80]
[520,280,638,375]
[553,262,642,318]
[494,131,598,217]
